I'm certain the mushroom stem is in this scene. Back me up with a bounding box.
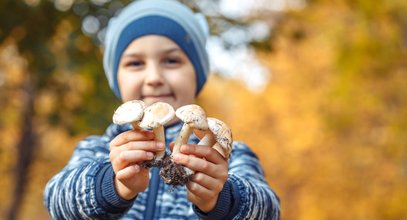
[171,123,195,177]
[138,102,174,166]
[198,134,227,158]
[153,125,166,160]
[198,134,216,146]
[172,123,192,155]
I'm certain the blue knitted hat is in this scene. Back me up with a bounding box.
[103,0,210,99]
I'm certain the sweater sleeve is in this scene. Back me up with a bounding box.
[43,133,133,219]
[192,180,234,219]
[192,141,280,220]
[224,142,280,220]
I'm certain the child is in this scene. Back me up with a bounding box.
[44,0,280,219]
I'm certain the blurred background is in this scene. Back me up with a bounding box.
[1,0,407,219]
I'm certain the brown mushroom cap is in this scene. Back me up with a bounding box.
[175,104,208,130]
[139,102,175,129]
[113,100,145,125]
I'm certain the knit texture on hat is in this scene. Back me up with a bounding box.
[103,0,209,98]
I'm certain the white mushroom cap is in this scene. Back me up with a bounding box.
[175,104,208,130]
[172,104,208,155]
[139,102,175,129]
[113,100,145,125]
[207,117,233,159]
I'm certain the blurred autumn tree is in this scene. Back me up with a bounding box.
[1,0,407,220]
[0,1,119,219]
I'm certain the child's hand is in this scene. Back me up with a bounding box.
[172,144,228,212]
[109,130,165,200]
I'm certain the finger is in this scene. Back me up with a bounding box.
[120,140,165,152]
[111,130,154,147]
[110,140,163,160]
[116,164,141,180]
[190,172,226,192]
[112,150,154,172]
[179,144,224,164]
[173,153,218,175]
[186,181,218,202]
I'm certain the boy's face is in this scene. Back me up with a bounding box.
[117,35,197,110]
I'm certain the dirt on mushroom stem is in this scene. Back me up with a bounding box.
[140,154,167,168]
[140,147,194,186]
[159,156,193,187]
[157,105,209,186]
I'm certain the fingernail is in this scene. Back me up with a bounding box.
[181,144,190,152]
[146,152,154,159]
[157,142,165,149]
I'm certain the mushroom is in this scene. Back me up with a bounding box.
[159,104,208,186]
[172,104,209,154]
[139,102,175,166]
[113,100,145,129]
[196,117,233,160]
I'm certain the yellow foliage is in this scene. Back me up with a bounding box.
[201,1,407,219]
[1,1,407,219]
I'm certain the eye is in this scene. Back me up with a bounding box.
[125,60,144,68]
[163,57,182,67]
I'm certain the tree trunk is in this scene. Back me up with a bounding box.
[7,75,36,220]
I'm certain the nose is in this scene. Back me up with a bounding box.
[144,62,164,87]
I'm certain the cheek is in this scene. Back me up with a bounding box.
[171,71,196,104]
[117,72,143,102]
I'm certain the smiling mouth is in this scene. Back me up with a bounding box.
[142,94,173,102]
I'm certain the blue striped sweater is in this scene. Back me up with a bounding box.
[44,122,280,219]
